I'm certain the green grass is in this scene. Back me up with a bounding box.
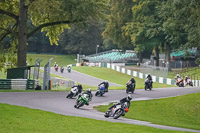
[0,103,190,133]
[27,54,76,67]
[73,66,174,89]
[95,93,200,130]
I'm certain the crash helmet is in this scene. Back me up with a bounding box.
[148,73,150,76]
[127,94,133,101]
[176,74,180,78]
[105,80,108,83]
[88,88,91,93]
[78,84,82,87]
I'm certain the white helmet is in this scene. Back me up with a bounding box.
[127,94,133,100]
[88,88,91,93]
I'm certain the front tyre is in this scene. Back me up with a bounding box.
[76,100,84,109]
[113,109,123,119]
[126,88,129,94]
[95,91,99,96]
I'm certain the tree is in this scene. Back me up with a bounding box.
[102,0,134,50]
[0,0,108,67]
[59,21,104,55]
[122,0,163,66]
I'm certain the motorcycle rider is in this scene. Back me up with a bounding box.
[184,76,192,86]
[78,88,93,105]
[54,62,58,71]
[109,94,133,110]
[175,74,183,81]
[71,82,83,94]
[98,80,109,92]
[127,77,136,89]
[67,65,71,72]
[146,73,153,87]
[60,66,64,73]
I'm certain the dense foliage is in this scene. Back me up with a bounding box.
[1,0,200,69]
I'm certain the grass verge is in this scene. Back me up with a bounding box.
[95,93,200,130]
[27,54,76,67]
[0,103,190,133]
[73,66,174,89]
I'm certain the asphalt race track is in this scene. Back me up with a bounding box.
[0,87,200,132]
[50,67,122,86]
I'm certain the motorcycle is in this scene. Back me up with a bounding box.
[60,67,64,73]
[145,78,152,90]
[67,67,71,73]
[126,81,135,93]
[95,85,105,96]
[54,66,58,72]
[186,78,193,87]
[66,86,79,98]
[176,78,184,87]
[104,102,129,119]
[74,93,90,109]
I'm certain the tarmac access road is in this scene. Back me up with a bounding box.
[0,87,200,132]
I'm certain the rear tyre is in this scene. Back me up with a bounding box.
[104,111,110,118]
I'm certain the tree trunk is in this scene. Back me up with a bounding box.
[155,46,159,66]
[165,43,171,70]
[138,51,143,64]
[17,0,27,67]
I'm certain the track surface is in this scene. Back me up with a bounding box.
[50,67,122,86]
[0,87,200,132]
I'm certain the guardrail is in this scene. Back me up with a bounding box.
[0,79,38,90]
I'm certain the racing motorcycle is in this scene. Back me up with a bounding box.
[74,93,90,109]
[95,84,105,96]
[145,78,152,90]
[67,66,71,73]
[126,81,135,93]
[176,78,184,87]
[66,86,79,98]
[60,67,64,73]
[104,102,129,119]
[185,78,193,87]
[54,66,58,72]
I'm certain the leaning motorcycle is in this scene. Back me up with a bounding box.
[104,102,129,119]
[74,93,90,109]
[176,78,184,87]
[186,79,193,87]
[145,78,152,90]
[95,85,105,96]
[66,87,79,98]
[126,81,135,93]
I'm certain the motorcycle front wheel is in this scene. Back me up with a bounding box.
[113,109,124,119]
